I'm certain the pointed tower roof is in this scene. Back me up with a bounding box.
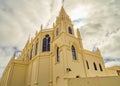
[59,6,67,16]
[56,6,71,24]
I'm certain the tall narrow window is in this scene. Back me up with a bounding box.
[99,64,103,71]
[56,28,59,36]
[43,38,46,51]
[71,45,77,60]
[30,49,32,60]
[56,47,60,62]
[35,42,38,55]
[86,60,89,69]
[68,27,72,34]
[42,35,51,52]
[93,62,97,71]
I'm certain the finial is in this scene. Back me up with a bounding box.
[36,31,38,35]
[12,51,16,59]
[96,47,102,56]
[77,29,81,39]
[62,0,64,7]
[25,35,30,47]
[28,34,30,40]
[53,23,54,27]
[39,24,43,33]
[97,48,100,52]
[26,34,30,43]
[97,48,101,53]
[31,37,33,41]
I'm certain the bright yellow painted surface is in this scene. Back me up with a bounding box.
[68,76,120,86]
[0,7,119,86]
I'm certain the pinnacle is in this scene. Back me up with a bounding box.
[59,6,67,16]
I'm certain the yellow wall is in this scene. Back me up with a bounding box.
[83,50,107,77]
[0,60,27,86]
[68,76,120,86]
[10,63,27,86]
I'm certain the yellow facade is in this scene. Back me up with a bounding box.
[68,76,120,86]
[0,7,119,86]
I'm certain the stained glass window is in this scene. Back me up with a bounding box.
[42,35,51,52]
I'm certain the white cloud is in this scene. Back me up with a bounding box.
[78,0,120,68]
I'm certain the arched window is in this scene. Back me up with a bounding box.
[56,28,59,36]
[71,45,77,60]
[43,37,46,51]
[93,62,97,71]
[35,42,38,55]
[30,49,32,60]
[99,64,103,71]
[68,27,72,34]
[42,35,51,52]
[56,47,60,62]
[86,60,89,69]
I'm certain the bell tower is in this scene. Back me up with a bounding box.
[52,6,86,86]
[54,6,74,37]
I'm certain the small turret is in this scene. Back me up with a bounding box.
[39,24,43,33]
[24,36,30,48]
[36,31,38,35]
[10,51,16,61]
[31,37,33,42]
[53,23,55,27]
[77,29,83,49]
[41,24,43,30]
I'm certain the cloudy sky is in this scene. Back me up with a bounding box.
[0,0,120,78]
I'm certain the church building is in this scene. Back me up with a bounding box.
[0,6,119,86]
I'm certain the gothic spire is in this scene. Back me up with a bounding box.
[59,6,67,17]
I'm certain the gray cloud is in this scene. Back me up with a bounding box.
[0,46,19,78]
[75,0,120,67]
[104,57,120,67]
[79,0,120,59]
